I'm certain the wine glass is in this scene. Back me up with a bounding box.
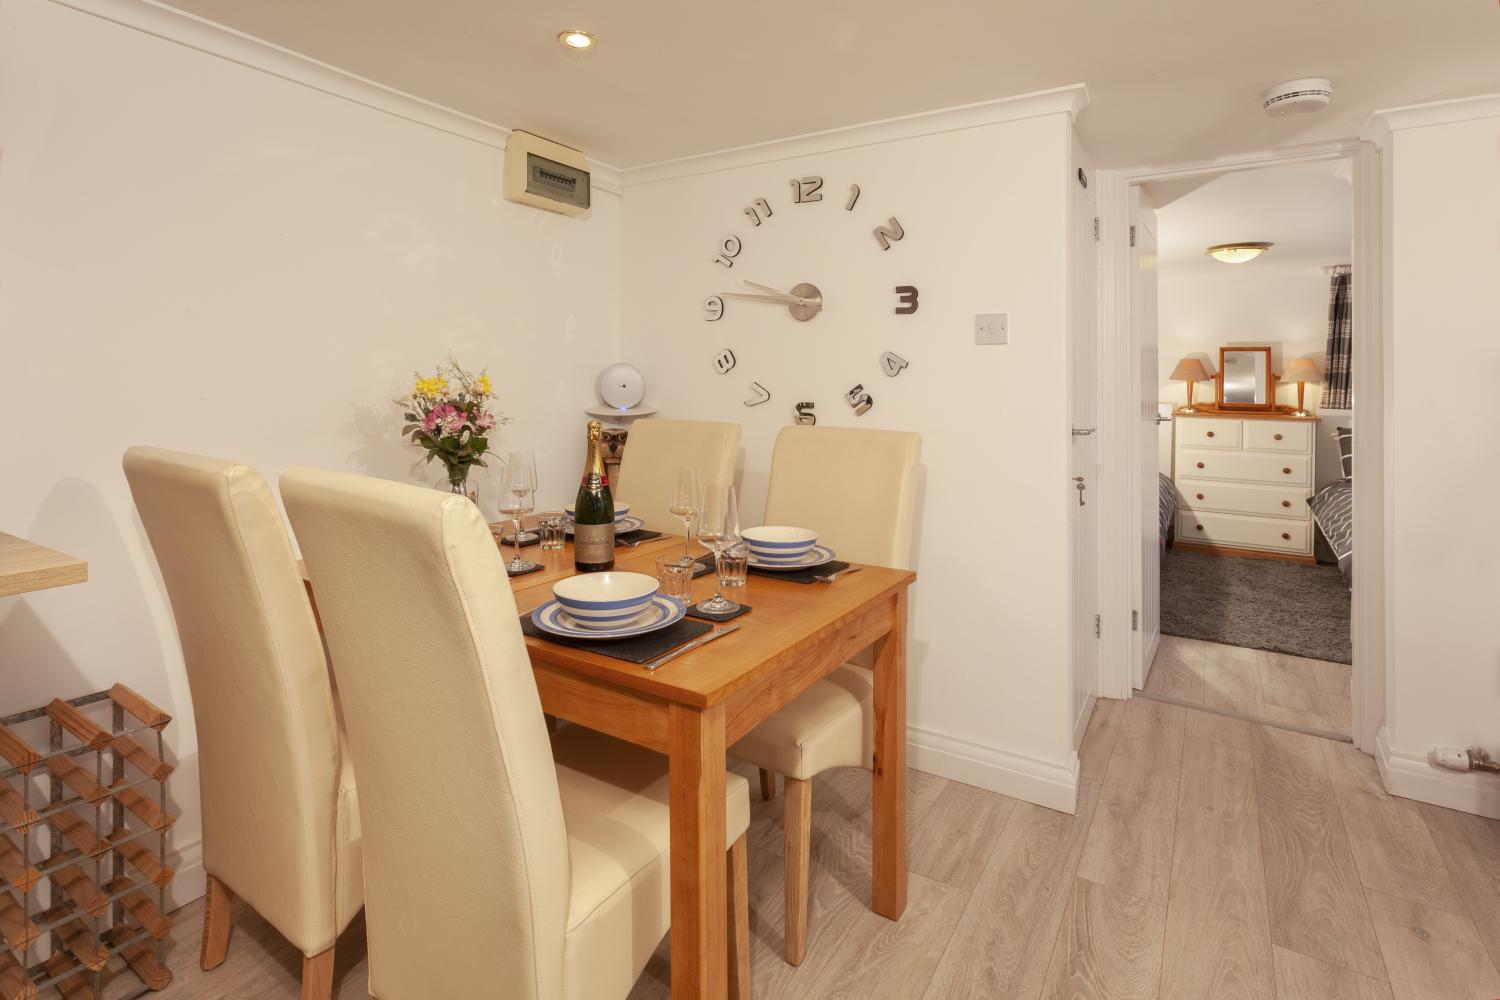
[696,484,741,615]
[667,467,704,566]
[498,451,537,574]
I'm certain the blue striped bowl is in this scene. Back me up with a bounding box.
[742,526,818,562]
[552,571,658,628]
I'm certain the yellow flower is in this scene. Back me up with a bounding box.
[414,376,449,398]
[476,374,493,396]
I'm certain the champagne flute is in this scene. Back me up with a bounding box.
[667,467,704,566]
[696,484,741,615]
[498,451,538,574]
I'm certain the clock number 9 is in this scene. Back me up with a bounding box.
[703,295,725,322]
[712,233,742,268]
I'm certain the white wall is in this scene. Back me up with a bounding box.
[620,90,1088,811]
[0,0,621,900]
[1370,95,1500,817]
[1156,263,1350,489]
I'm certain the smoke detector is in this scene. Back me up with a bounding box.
[1262,78,1333,117]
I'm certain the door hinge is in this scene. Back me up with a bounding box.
[1129,225,1137,247]
[1092,217,1100,242]
[1132,610,1139,631]
[1094,614,1101,639]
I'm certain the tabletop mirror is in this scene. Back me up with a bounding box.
[1216,346,1274,411]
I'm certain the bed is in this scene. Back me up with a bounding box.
[1308,478,1352,588]
[1307,426,1353,588]
[1158,473,1177,557]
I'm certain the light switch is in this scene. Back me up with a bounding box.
[975,313,1008,345]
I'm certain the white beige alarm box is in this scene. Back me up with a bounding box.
[504,131,591,216]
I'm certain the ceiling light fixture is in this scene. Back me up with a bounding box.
[558,30,596,50]
[1205,242,1273,264]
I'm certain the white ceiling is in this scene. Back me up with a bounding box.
[161,0,1500,169]
[1149,160,1352,271]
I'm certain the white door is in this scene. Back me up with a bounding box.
[1131,196,1161,689]
[1069,159,1100,747]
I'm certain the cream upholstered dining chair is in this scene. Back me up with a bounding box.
[280,467,752,1000]
[122,447,361,999]
[728,425,920,965]
[613,418,741,532]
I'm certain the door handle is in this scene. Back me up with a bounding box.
[1071,427,1096,436]
[1072,476,1086,507]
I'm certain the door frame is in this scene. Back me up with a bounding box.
[1095,137,1387,754]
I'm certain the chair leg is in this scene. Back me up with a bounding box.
[200,874,233,971]
[783,776,813,966]
[727,834,751,1000]
[759,768,776,802]
[301,946,336,1000]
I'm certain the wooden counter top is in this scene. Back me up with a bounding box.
[0,532,87,597]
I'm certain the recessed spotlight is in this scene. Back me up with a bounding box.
[1205,242,1273,264]
[558,30,596,51]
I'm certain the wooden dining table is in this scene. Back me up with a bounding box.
[309,527,915,1000]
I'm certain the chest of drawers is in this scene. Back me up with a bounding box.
[1172,411,1318,563]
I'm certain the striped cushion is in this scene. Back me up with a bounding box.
[1335,426,1352,480]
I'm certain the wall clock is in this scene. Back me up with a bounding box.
[702,173,915,420]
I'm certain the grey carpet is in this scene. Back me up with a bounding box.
[1161,549,1351,664]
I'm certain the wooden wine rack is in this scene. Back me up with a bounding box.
[0,686,175,999]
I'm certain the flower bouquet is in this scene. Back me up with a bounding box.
[396,357,510,497]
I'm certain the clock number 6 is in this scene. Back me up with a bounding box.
[894,285,919,315]
[713,233,742,268]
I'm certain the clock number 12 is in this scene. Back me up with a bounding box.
[790,176,823,204]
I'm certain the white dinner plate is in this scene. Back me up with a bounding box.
[746,544,837,571]
[531,595,686,640]
[566,515,646,536]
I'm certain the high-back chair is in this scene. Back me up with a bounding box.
[122,447,362,999]
[728,425,920,965]
[613,419,741,532]
[280,467,751,1000]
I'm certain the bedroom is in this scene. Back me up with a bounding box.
[1138,159,1356,741]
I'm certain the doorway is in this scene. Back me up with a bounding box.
[1094,140,1385,753]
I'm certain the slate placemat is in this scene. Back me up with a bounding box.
[686,602,752,622]
[519,610,713,664]
[616,529,663,547]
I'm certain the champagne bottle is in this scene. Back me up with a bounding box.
[573,420,616,572]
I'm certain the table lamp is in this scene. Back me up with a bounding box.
[1282,357,1322,417]
[1169,357,1212,413]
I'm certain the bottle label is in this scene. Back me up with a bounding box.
[574,522,615,565]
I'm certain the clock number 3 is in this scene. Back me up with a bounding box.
[790,176,823,204]
[713,233,742,268]
[894,285,918,315]
[845,383,873,416]
[743,197,773,227]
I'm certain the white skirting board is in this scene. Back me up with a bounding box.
[908,726,1079,815]
[1377,724,1500,821]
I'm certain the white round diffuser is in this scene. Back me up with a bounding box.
[598,363,645,410]
[1262,78,1333,117]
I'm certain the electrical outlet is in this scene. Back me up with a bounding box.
[975,313,1008,345]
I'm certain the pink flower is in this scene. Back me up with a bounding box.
[473,411,496,432]
[423,403,463,436]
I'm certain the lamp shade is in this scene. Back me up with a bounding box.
[1169,357,1211,382]
[1282,358,1322,383]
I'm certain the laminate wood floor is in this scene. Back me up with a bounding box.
[1144,635,1352,740]
[141,702,1500,999]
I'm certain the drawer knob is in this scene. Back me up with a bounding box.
[1196,493,1205,501]
[1282,467,1292,475]
[1197,462,1205,469]
[1281,532,1291,540]
[1274,433,1283,441]
[1206,431,1215,438]
[1281,500,1291,508]
[1195,525,1204,532]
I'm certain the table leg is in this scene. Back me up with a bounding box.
[872,589,908,919]
[669,702,729,1000]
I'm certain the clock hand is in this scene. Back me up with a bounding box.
[741,279,808,305]
[720,291,805,306]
